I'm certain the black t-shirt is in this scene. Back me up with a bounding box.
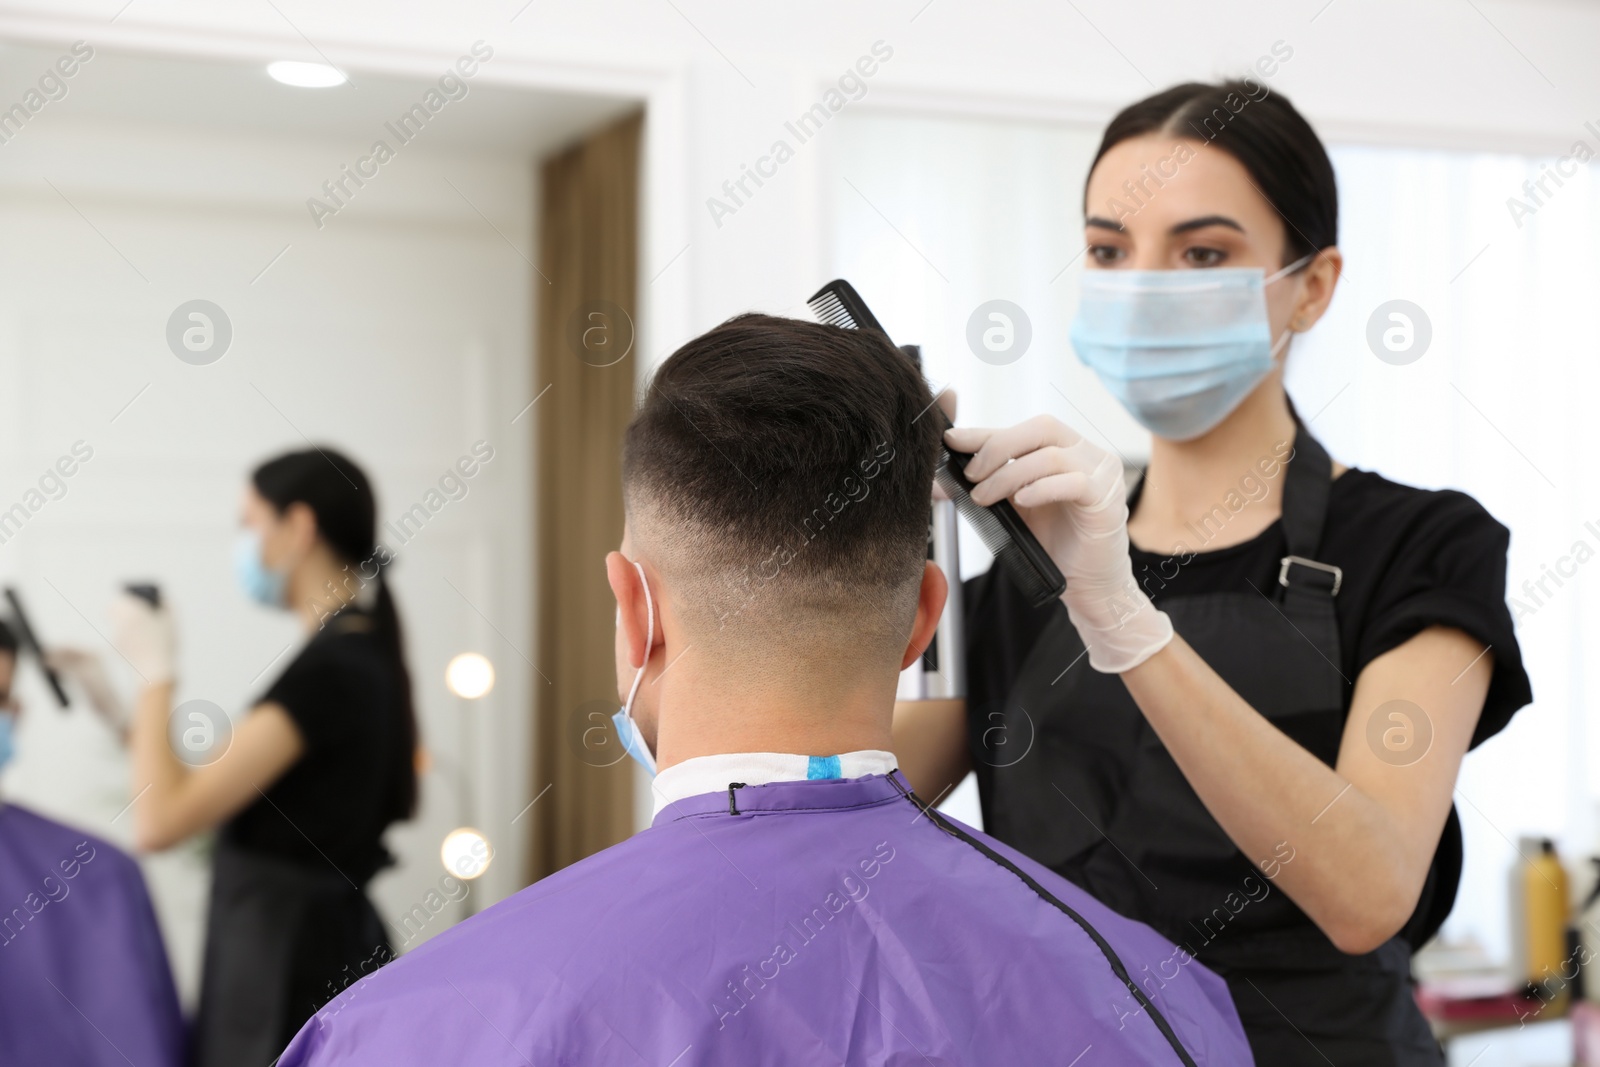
[222,611,408,884]
[966,467,1533,760]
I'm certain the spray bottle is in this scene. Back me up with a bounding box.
[1511,837,1571,1016]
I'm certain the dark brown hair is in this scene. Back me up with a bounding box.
[1090,79,1339,265]
[623,313,940,626]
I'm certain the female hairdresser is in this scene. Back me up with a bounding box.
[895,82,1531,1065]
[60,449,418,1066]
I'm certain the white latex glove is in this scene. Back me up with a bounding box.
[45,648,130,736]
[945,415,1174,673]
[108,593,177,687]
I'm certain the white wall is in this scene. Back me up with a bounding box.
[4,0,1598,374]
[0,110,538,1005]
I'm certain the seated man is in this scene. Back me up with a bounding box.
[279,314,1251,1065]
[0,622,185,1067]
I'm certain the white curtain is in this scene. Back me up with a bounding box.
[1290,143,1600,962]
[828,111,1600,965]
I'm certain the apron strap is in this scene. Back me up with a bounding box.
[1122,401,1343,615]
[1277,402,1342,605]
[1279,401,1331,560]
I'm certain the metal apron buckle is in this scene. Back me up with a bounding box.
[1279,554,1343,596]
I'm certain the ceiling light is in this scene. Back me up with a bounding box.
[266,60,347,88]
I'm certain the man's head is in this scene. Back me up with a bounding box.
[607,312,946,764]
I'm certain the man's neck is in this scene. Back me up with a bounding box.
[650,655,898,773]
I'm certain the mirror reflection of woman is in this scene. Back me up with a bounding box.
[60,448,419,1067]
[896,81,1532,1064]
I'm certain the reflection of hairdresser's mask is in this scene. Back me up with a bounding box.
[0,710,16,774]
[233,530,288,608]
[611,561,658,776]
[1069,255,1312,441]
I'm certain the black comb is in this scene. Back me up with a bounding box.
[807,280,1067,608]
[4,587,69,708]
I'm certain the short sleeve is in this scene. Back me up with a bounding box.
[1353,490,1533,747]
[263,650,358,754]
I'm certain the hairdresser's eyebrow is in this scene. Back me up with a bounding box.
[1170,215,1245,235]
[1084,216,1124,232]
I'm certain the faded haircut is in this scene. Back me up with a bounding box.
[622,312,940,654]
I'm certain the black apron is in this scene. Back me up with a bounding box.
[981,420,1453,1065]
[192,840,391,1067]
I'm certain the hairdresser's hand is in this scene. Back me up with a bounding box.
[46,648,129,738]
[944,416,1172,672]
[108,593,177,688]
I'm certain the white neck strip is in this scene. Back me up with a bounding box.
[651,750,898,819]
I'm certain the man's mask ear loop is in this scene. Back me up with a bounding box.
[622,560,654,722]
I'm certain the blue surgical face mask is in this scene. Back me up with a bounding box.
[233,530,288,608]
[0,711,15,774]
[1069,255,1312,441]
[611,560,658,776]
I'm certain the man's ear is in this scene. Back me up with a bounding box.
[605,551,654,669]
[900,561,950,671]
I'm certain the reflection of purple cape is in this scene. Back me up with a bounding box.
[282,773,1250,1065]
[0,802,185,1066]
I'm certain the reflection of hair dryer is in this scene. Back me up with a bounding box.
[897,344,966,701]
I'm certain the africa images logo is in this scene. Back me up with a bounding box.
[305,41,494,229]
[705,41,893,228]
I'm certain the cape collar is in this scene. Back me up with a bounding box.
[650,750,900,825]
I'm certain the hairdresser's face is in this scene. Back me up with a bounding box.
[1082,134,1333,341]
[239,486,314,575]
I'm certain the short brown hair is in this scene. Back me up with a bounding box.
[622,313,939,648]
